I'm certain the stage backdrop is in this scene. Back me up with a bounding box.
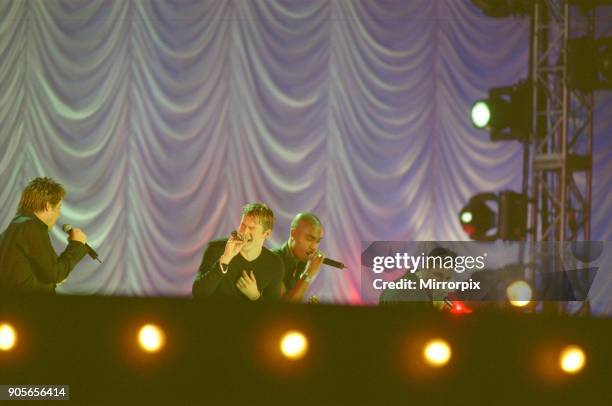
[1,1,610,309]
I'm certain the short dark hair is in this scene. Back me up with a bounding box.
[17,177,66,214]
[242,203,275,232]
[290,212,322,229]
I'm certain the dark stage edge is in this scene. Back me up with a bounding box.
[0,296,610,405]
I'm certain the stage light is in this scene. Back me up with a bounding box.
[559,345,586,374]
[471,101,491,129]
[138,324,166,353]
[0,323,17,351]
[460,190,527,241]
[498,191,527,241]
[471,80,531,141]
[459,193,497,241]
[568,36,612,91]
[279,330,308,361]
[460,211,473,224]
[423,339,451,367]
[506,280,532,307]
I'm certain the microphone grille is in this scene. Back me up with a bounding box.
[62,224,72,233]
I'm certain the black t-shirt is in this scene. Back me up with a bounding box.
[192,238,284,301]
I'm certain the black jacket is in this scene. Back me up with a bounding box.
[0,213,88,294]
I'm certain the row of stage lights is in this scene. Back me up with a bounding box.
[461,0,612,242]
[0,320,586,375]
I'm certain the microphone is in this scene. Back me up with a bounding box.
[62,224,102,263]
[322,257,346,269]
[443,297,455,310]
[230,230,252,242]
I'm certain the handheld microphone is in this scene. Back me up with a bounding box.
[62,224,102,263]
[322,257,346,269]
[443,297,455,309]
[230,230,252,242]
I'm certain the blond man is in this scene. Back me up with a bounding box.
[192,203,284,301]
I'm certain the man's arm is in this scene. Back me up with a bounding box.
[282,253,324,303]
[192,242,227,298]
[26,223,88,285]
[282,277,312,303]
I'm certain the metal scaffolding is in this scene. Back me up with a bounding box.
[528,0,594,243]
[527,0,599,315]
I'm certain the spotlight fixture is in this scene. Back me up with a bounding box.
[497,190,528,240]
[459,190,527,241]
[471,80,531,141]
[568,36,612,91]
[506,280,533,307]
[459,193,497,241]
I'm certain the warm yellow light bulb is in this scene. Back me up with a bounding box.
[0,323,17,351]
[559,345,586,374]
[138,324,165,353]
[280,330,308,360]
[423,338,451,367]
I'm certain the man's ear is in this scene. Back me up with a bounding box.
[264,229,272,239]
[290,228,297,241]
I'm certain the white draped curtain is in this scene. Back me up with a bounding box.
[1,1,610,310]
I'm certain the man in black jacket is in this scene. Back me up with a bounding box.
[0,177,88,294]
[192,203,283,301]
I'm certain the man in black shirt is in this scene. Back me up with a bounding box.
[192,203,283,301]
[0,177,88,294]
[274,212,325,303]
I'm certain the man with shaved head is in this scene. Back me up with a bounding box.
[273,212,325,302]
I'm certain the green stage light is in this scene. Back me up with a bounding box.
[460,211,473,224]
[471,101,491,129]
[470,80,531,141]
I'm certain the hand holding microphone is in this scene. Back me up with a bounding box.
[62,224,102,263]
[302,251,326,281]
[221,230,248,265]
[66,226,87,244]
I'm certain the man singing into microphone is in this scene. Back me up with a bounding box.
[0,177,88,294]
[192,203,284,301]
[273,212,325,303]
